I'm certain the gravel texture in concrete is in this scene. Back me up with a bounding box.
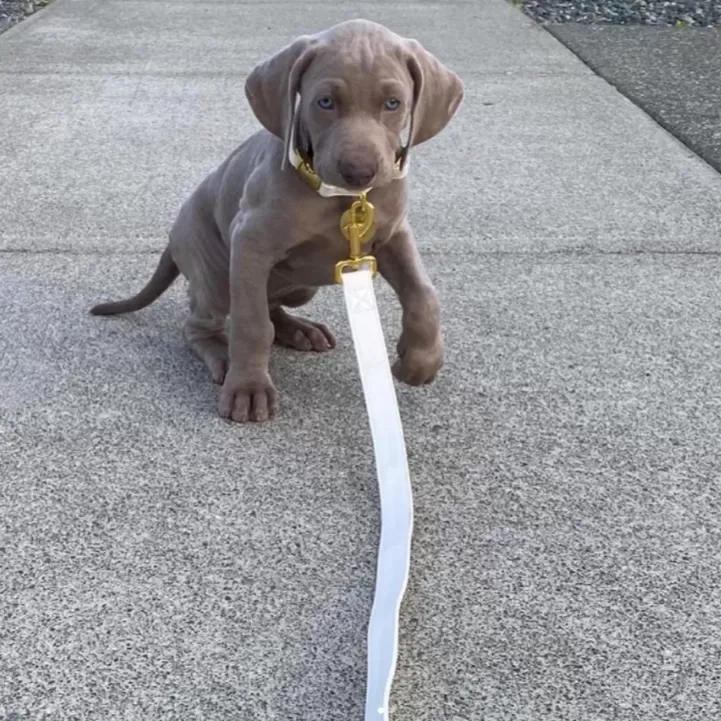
[0,0,52,33]
[4,250,721,721]
[517,0,721,25]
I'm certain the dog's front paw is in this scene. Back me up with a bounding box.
[392,338,444,386]
[218,370,279,423]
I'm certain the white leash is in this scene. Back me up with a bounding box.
[341,267,414,721]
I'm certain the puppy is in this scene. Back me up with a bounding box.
[91,19,464,423]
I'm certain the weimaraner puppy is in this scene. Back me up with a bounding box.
[91,19,463,423]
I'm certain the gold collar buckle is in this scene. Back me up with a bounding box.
[293,150,322,192]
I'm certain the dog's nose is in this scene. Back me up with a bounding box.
[338,159,377,188]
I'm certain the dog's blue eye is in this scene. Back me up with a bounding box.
[384,98,401,111]
[317,96,335,110]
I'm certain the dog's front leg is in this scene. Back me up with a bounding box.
[219,222,279,423]
[376,223,444,386]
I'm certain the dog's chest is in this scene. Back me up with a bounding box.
[274,200,397,287]
[275,231,374,287]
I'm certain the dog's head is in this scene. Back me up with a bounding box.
[245,19,464,192]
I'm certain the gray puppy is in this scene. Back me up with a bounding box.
[91,19,464,423]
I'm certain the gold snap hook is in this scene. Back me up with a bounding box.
[340,192,376,252]
[335,192,378,283]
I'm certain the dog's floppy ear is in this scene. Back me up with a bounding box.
[245,36,318,154]
[403,39,464,150]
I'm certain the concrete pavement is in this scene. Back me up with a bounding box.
[2,1,721,720]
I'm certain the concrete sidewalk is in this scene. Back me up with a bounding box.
[2,1,721,720]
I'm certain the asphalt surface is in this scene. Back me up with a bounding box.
[2,1,721,721]
[548,25,721,174]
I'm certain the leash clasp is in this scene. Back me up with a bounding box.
[335,192,377,283]
[334,256,378,284]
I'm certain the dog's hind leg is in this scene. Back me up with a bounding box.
[269,287,336,352]
[184,289,229,385]
[171,202,232,385]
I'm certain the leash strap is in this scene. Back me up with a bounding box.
[341,267,414,721]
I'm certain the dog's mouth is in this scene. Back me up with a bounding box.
[337,176,376,193]
[326,154,405,192]
[290,142,407,196]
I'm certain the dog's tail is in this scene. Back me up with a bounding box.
[90,247,180,316]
